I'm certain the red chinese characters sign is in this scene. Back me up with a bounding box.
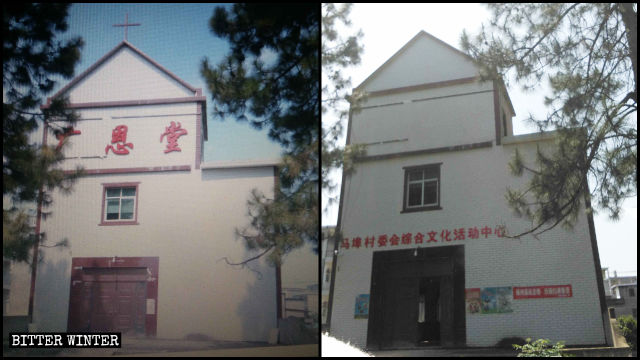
[513,285,572,299]
[340,225,506,250]
[105,125,134,155]
[55,126,81,149]
[160,121,187,153]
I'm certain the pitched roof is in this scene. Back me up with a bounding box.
[356,30,515,115]
[355,30,476,91]
[44,40,207,139]
[49,41,200,101]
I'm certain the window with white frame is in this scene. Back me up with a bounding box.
[402,164,441,212]
[101,183,139,225]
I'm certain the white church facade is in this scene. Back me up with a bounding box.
[327,31,611,349]
[5,40,279,341]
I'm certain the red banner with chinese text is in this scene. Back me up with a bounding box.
[513,285,572,299]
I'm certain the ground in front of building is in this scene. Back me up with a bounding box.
[3,337,318,357]
[369,347,518,357]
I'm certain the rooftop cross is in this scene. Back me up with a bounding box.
[113,13,140,41]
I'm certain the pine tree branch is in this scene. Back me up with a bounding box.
[218,245,274,267]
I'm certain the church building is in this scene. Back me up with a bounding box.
[5,39,279,341]
[327,31,611,349]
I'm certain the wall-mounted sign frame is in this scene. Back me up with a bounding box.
[513,285,572,299]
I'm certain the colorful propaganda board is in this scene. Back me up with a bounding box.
[354,294,370,319]
[480,287,513,314]
[513,285,572,299]
[465,288,481,314]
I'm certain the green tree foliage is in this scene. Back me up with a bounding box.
[461,4,637,238]
[617,315,637,350]
[321,3,366,206]
[3,3,84,261]
[513,338,572,357]
[201,4,318,268]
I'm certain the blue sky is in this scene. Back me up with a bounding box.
[58,3,283,163]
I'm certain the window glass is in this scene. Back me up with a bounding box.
[106,188,121,197]
[424,167,438,179]
[106,199,120,220]
[404,164,441,211]
[103,186,137,222]
[423,181,438,205]
[408,170,423,181]
[121,199,134,219]
[408,183,422,207]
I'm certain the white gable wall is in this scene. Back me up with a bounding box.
[360,32,478,93]
[69,47,194,104]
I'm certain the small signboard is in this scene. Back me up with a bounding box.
[465,288,481,314]
[146,299,155,315]
[513,285,572,299]
[354,294,369,319]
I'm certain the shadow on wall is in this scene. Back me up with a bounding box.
[234,250,277,342]
[33,256,70,332]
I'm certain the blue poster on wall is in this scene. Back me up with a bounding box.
[481,287,513,314]
[354,294,369,319]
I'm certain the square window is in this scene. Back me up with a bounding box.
[403,164,441,213]
[101,183,139,225]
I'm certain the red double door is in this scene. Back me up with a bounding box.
[69,267,147,335]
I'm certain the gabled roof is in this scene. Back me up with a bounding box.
[48,40,200,101]
[43,40,207,139]
[356,30,515,115]
[355,30,476,91]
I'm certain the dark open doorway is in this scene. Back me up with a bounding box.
[366,246,465,350]
[418,277,441,346]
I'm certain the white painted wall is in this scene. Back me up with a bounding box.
[332,32,604,347]
[69,46,194,104]
[350,81,495,157]
[21,42,278,342]
[331,135,605,348]
[51,103,199,171]
[34,165,277,341]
